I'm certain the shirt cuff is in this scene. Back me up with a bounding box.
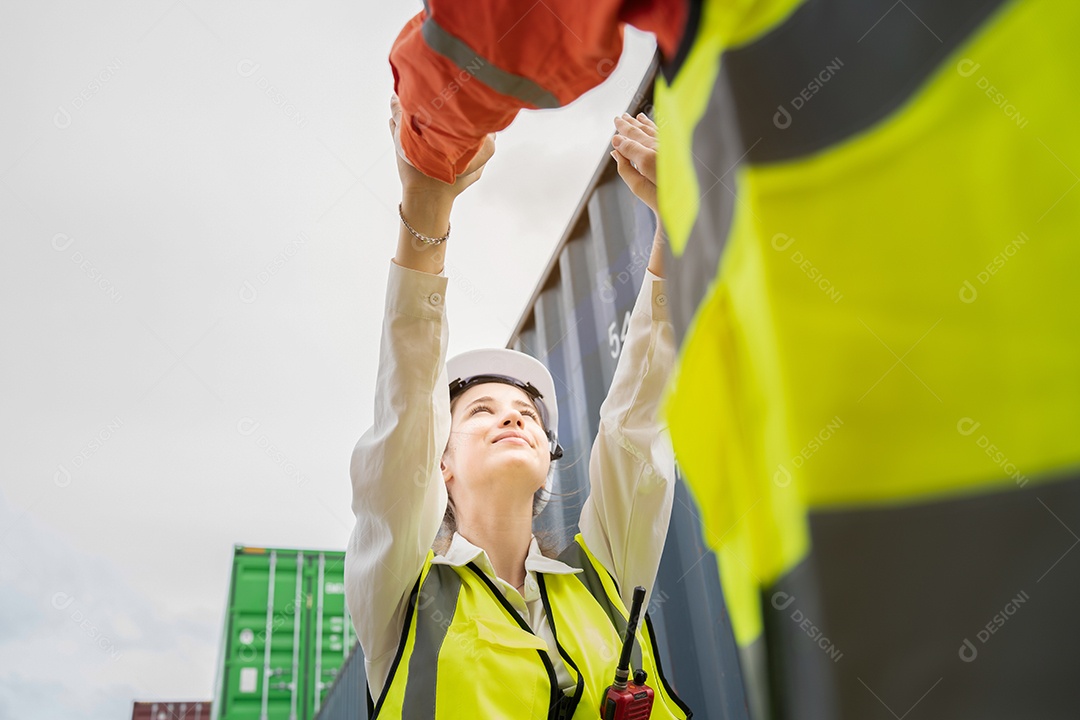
[637,270,669,323]
[387,259,449,319]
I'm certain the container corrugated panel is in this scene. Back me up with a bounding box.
[211,546,351,720]
[313,642,367,720]
[132,701,212,720]
[508,63,752,719]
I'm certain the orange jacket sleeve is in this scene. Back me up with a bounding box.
[389,0,686,183]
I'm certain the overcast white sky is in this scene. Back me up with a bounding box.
[0,3,656,717]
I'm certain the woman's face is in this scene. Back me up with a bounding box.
[442,381,551,500]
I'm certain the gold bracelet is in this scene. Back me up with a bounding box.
[398,203,450,245]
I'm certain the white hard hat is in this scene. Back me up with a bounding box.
[446,348,563,465]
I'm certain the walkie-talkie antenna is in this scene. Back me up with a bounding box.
[612,586,646,689]
[601,586,656,719]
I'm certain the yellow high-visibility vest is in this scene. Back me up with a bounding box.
[371,535,692,719]
[654,0,1080,714]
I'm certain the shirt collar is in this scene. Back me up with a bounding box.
[433,531,581,577]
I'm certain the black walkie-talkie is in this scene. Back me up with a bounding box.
[600,586,654,719]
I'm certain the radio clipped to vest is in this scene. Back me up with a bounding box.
[601,586,654,719]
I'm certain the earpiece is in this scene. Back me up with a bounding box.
[548,431,564,461]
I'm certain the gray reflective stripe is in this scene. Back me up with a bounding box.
[419,15,561,109]
[557,542,642,669]
[401,565,461,719]
[724,0,1009,164]
[768,469,1080,718]
[663,0,1008,340]
[736,637,770,720]
[759,558,836,720]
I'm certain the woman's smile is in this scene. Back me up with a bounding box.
[492,430,533,447]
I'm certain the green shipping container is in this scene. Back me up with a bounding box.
[211,546,351,720]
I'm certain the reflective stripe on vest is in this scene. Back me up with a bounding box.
[556,538,694,719]
[654,6,1080,711]
[370,536,692,718]
[402,559,460,717]
[556,540,644,671]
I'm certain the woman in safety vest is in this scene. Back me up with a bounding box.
[343,98,693,719]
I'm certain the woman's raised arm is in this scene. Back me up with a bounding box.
[580,112,677,611]
[343,96,494,698]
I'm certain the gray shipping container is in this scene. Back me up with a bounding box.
[321,62,750,719]
[509,64,750,720]
[314,642,367,720]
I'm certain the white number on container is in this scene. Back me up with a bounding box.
[607,311,632,359]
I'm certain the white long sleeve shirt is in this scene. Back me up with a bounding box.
[345,259,677,700]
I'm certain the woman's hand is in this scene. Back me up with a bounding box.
[611,112,658,216]
[612,112,664,277]
[390,94,495,205]
[390,94,496,275]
